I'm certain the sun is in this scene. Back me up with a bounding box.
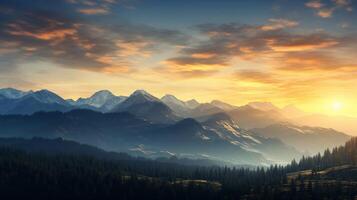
[332,101,343,112]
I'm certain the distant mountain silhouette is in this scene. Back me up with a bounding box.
[227,105,287,129]
[251,122,351,155]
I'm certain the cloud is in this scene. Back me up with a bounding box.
[305,0,353,18]
[278,51,357,72]
[158,66,219,79]
[234,70,278,84]
[77,8,110,15]
[267,33,339,51]
[333,0,350,7]
[261,19,299,31]
[0,0,188,74]
[317,8,334,18]
[305,1,324,9]
[161,20,349,78]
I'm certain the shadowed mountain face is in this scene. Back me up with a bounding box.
[111,90,179,123]
[0,109,155,150]
[0,109,302,165]
[198,112,301,163]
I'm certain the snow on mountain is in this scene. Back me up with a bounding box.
[116,90,160,110]
[199,112,302,163]
[162,94,186,107]
[75,90,126,111]
[201,113,260,146]
[26,90,68,105]
[111,90,178,123]
[0,88,32,99]
[161,94,193,117]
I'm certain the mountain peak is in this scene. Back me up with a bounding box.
[0,88,31,99]
[162,94,179,101]
[36,89,53,94]
[75,90,124,109]
[247,101,279,111]
[133,89,150,95]
[0,87,20,92]
[29,89,67,105]
[211,100,237,111]
[131,90,158,101]
[162,94,186,105]
[185,99,200,109]
[92,90,114,98]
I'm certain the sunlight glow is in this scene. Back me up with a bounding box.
[332,101,343,112]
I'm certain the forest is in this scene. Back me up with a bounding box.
[1,137,357,199]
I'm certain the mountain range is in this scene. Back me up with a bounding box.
[0,87,352,165]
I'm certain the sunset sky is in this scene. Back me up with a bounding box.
[0,0,357,117]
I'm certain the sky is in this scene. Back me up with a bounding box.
[0,0,357,117]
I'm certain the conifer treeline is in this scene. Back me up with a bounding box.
[0,138,357,199]
[288,137,357,171]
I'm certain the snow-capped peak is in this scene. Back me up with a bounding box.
[131,90,159,102]
[29,89,67,105]
[0,88,32,99]
[162,94,186,107]
[75,90,126,109]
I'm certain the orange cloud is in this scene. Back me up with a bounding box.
[333,0,350,7]
[261,19,299,31]
[163,22,346,79]
[317,8,334,18]
[116,40,152,57]
[191,53,216,59]
[306,0,353,18]
[7,25,77,41]
[305,1,324,9]
[234,70,278,84]
[158,59,225,79]
[77,8,110,15]
[277,51,357,72]
[267,37,339,52]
